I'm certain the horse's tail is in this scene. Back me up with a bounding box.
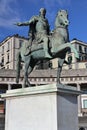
[16,51,21,84]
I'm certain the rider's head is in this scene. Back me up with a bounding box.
[39,8,46,17]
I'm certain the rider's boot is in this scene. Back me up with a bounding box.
[24,39,32,56]
[43,41,51,58]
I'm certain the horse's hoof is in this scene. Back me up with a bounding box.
[27,84,32,87]
[16,79,19,84]
[56,82,62,86]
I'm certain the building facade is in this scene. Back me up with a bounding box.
[52,39,87,70]
[0,34,28,70]
[0,35,87,70]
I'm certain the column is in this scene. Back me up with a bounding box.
[77,83,82,116]
[8,84,12,90]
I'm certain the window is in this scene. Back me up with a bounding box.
[84,47,87,54]
[49,62,52,69]
[65,78,68,81]
[70,77,73,81]
[7,42,10,51]
[79,45,82,53]
[19,40,23,48]
[1,78,4,81]
[6,54,9,64]
[77,53,82,62]
[84,47,86,53]
[75,44,77,49]
[1,57,4,66]
[52,78,55,81]
[7,65,9,69]
[79,77,82,80]
[6,78,9,81]
[61,78,64,81]
[74,77,77,80]
[84,77,87,80]
[7,54,9,62]
[82,55,85,61]
[43,78,45,81]
[2,46,4,55]
[83,100,87,108]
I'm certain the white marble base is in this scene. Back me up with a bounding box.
[1,83,81,130]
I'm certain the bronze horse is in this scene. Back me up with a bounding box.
[16,10,79,87]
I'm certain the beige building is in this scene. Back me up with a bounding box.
[52,39,87,70]
[0,34,28,70]
[0,35,87,70]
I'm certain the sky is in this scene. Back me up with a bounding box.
[0,0,87,43]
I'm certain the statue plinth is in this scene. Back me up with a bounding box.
[1,84,82,130]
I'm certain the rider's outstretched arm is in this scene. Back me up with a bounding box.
[15,16,38,26]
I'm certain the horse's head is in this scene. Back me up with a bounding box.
[55,10,69,28]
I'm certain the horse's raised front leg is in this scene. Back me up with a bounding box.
[57,58,65,85]
[68,43,79,59]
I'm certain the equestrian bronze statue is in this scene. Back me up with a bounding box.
[15,9,79,87]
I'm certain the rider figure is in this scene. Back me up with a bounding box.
[16,8,51,58]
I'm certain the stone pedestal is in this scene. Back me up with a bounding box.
[1,84,82,130]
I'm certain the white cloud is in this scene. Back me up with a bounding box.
[56,0,71,7]
[0,0,20,28]
[0,17,20,28]
[0,0,71,28]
